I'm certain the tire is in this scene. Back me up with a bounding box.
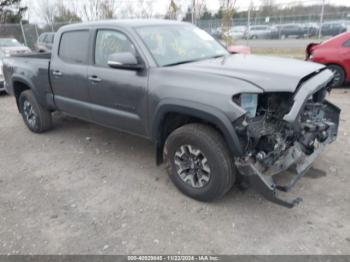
[327,64,346,88]
[19,90,52,133]
[164,123,236,202]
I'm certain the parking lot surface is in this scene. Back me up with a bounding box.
[236,38,326,49]
[0,89,349,255]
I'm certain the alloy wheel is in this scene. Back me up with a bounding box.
[174,144,211,188]
[23,100,38,128]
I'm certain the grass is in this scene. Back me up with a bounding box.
[252,48,306,60]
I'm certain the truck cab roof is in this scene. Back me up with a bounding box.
[60,19,188,31]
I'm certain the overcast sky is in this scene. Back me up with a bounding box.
[25,0,350,23]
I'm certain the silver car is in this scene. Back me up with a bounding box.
[225,26,247,40]
[247,25,273,39]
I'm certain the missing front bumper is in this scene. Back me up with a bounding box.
[236,139,335,208]
[235,98,340,208]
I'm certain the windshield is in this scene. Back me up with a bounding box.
[0,38,22,47]
[136,24,228,66]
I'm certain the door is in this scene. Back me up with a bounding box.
[50,30,91,120]
[88,29,148,136]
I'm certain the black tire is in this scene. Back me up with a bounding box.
[19,90,52,133]
[164,123,236,202]
[327,64,346,88]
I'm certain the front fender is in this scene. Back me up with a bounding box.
[151,98,244,157]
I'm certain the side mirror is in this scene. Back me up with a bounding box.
[107,52,144,70]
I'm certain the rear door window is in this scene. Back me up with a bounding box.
[59,30,89,64]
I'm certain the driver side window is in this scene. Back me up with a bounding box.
[95,30,135,67]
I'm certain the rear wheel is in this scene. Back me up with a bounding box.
[327,64,346,87]
[164,123,236,202]
[19,90,52,133]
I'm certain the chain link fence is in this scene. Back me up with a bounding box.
[0,22,71,50]
[196,11,350,35]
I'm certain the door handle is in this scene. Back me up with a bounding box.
[52,70,62,77]
[88,76,102,83]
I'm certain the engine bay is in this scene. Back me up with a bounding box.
[235,87,339,176]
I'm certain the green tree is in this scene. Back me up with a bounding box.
[213,7,224,19]
[183,7,192,22]
[201,6,212,20]
[0,0,27,23]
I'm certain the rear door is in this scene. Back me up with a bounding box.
[50,29,91,120]
[87,28,148,136]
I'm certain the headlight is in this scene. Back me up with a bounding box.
[233,93,258,117]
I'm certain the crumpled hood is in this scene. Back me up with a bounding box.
[177,54,326,93]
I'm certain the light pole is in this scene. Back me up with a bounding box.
[247,0,253,45]
[192,0,195,24]
[319,0,325,39]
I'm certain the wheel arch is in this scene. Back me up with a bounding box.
[152,100,244,165]
[11,76,34,111]
[326,63,347,84]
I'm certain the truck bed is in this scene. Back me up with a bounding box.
[2,52,53,108]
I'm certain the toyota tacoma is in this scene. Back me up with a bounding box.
[2,20,340,207]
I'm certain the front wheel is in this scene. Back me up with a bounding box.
[164,123,236,202]
[327,64,346,88]
[19,90,52,133]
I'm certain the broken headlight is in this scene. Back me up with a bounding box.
[233,93,258,117]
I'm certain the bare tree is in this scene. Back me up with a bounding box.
[55,0,81,23]
[139,0,155,19]
[219,0,238,45]
[34,0,57,25]
[81,0,118,21]
[260,0,276,17]
[81,0,100,21]
[165,0,180,20]
[194,0,206,21]
[100,0,115,19]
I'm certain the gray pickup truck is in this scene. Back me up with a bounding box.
[2,20,340,207]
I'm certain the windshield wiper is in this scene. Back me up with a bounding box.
[163,59,204,67]
[163,54,228,67]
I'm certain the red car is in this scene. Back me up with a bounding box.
[306,32,350,87]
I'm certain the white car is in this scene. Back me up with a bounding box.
[0,38,31,93]
[226,26,247,40]
[0,38,31,56]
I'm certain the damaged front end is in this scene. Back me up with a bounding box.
[233,69,340,208]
